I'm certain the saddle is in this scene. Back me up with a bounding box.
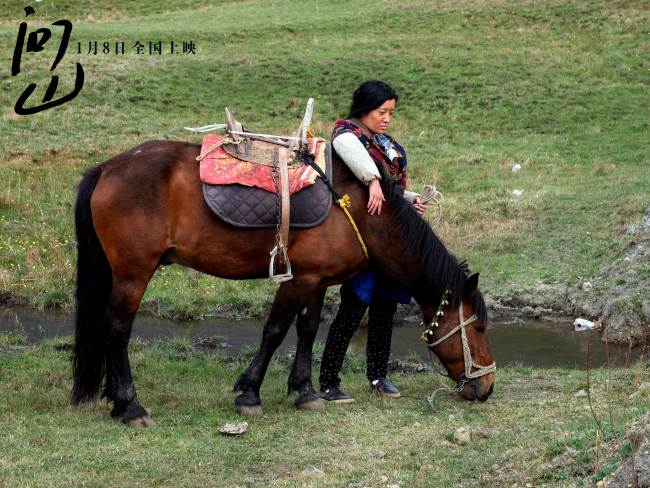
[198,99,332,282]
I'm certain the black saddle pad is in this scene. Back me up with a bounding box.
[202,142,332,228]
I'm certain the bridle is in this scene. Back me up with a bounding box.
[420,290,496,392]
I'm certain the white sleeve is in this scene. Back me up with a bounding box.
[332,132,381,185]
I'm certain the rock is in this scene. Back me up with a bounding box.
[453,427,471,445]
[512,189,524,197]
[603,413,650,486]
[218,421,248,436]
[379,475,389,483]
[369,448,386,459]
[511,164,522,173]
[642,300,650,319]
[574,389,588,398]
[582,281,593,292]
[472,427,496,439]
[301,466,324,477]
[521,305,534,315]
[533,306,553,317]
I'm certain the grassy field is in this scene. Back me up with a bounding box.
[0,0,647,317]
[0,334,648,487]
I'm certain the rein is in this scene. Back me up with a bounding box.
[301,149,369,260]
[421,291,496,393]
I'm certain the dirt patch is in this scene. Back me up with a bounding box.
[487,206,650,346]
[0,292,27,306]
[602,412,650,487]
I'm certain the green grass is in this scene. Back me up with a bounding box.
[0,340,648,486]
[0,0,648,316]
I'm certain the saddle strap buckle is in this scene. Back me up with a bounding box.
[269,245,293,283]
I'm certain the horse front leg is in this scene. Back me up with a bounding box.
[288,287,327,411]
[233,277,318,416]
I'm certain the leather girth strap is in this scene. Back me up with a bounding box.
[269,146,293,282]
[278,146,291,253]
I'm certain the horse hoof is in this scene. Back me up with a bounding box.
[128,415,155,427]
[235,404,263,417]
[295,397,327,412]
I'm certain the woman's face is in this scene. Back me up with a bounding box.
[359,99,396,135]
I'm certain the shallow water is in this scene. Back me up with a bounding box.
[0,306,641,368]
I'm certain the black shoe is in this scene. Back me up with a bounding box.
[370,377,401,398]
[320,385,355,403]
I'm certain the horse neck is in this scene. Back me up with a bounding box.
[365,211,435,294]
[330,155,442,294]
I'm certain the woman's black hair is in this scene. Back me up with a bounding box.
[347,80,399,119]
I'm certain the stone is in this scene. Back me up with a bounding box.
[642,300,650,319]
[453,427,471,445]
[472,427,496,439]
[218,421,248,436]
[301,466,324,478]
[369,448,386,459]
[574,389,588,398]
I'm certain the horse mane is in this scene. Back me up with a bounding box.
[376,164,488,322]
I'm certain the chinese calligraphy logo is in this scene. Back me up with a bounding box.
[11,6,84,115]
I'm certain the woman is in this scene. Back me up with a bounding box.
[319,80,427,403]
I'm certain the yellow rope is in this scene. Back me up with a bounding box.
[337,194,369,260]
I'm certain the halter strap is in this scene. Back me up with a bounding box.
[427,303,496,382]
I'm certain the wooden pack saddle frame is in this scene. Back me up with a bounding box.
[222,99,315,283]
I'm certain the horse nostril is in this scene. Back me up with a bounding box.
[488,383,494,397]
[471,381,479,400]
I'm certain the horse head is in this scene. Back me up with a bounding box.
[420,273,496,402]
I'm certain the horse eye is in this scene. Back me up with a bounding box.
[476,325,486,333]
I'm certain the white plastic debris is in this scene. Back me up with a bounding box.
[218,421,248,436]
[511,164,522,173]
[574,318,595,331]
[512,189,524,197]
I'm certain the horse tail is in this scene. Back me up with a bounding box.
[71,165,113,404]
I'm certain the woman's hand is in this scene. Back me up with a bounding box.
[413,196,428,216]
[367,178,385,215]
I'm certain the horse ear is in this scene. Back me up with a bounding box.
[463,272,480,298]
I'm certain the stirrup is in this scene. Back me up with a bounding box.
[269,245,293,283]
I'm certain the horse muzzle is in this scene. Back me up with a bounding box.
[458,375,495,402]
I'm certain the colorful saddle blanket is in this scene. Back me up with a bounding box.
[201,137,332,229]
[199,134,327,194]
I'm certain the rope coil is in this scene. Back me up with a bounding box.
[419,184,443,227]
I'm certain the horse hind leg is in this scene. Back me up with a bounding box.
[288,288,327,412]
[104,276,155,426]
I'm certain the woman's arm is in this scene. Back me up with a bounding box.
[333,132,385,215]
[332,133,381,184]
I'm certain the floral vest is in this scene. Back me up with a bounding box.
[332,118,408,190]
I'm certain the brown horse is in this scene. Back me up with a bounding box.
[71,139,495,425]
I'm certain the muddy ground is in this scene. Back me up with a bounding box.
[486,206,649,345]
